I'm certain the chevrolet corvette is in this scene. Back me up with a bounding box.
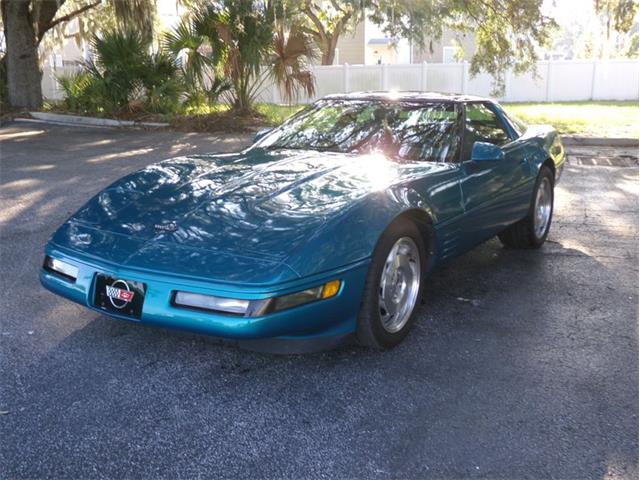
[40,92,565,351]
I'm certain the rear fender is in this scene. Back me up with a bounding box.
[521,125,565,179]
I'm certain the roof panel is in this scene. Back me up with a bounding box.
[322,91,492,103]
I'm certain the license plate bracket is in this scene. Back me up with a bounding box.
[94,274,146,319]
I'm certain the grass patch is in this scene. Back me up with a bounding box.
[168,103,305,131]
[42,100,637,138]
[171,108,267,132]
[256,103,305,126]
[42,100,176,123]
[503,101,639,138]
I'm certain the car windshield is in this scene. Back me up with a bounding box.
[510,114,529,136]
[256,99,461,163]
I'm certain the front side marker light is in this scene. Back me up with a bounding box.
[321,279,341,299]
[272,280,342,312]
[43,256,78,281]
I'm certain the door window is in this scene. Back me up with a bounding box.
[462,103,512,159]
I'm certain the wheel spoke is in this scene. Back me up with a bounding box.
[533,177,552,238]
[378,237,421,334]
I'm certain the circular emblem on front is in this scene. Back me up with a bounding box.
[154,222,178,233]
[105,279,134,309]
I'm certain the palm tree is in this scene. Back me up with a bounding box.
[165,0,317,111]
[164,18,210,91]
[163,17,231,105]
[270,23,317,104]
[197,1,274,111]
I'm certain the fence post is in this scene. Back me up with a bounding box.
[461,61,469,94]
[381,63,389,90]
[421,61,428,91]
[503,69,512,102]
[545,60,553,102]
[590,60,598,100]
[344,63,350,93]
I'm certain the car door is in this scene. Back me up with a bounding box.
[458,102,532,244]
[393,102,467,262]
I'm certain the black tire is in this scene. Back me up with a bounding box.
[356,217,427,349]
[498,165,554,249]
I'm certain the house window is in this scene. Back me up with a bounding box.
[442,46,459,64]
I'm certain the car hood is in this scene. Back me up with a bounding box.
[52,148,443,283]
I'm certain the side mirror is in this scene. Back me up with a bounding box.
[471,141,504,162]
[253,128,272,144]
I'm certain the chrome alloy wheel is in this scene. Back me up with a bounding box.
[378,237,421,333]
[533,177,552,239]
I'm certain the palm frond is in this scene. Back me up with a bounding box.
[112,0,156,44]
[163,18,211,89]
[270,24,317,104]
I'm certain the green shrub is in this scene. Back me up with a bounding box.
[56,71,101,113]
[59,29,182,115]
[139,51,183,113]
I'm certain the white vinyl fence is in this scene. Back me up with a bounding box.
[43,59,639,104]
[260,59,639,104]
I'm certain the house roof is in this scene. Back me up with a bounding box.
[367,38,392,46]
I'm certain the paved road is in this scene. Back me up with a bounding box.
[1,122,637,479]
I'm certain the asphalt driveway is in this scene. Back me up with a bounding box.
[1,122,638,479]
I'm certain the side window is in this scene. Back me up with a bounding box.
[389,103,461,163]
[462,103,512,159]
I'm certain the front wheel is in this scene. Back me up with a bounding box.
[498,166,554,249]
[357,218,427,349]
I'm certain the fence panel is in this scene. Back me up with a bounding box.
[466,70,495,98]
[507,65,548,102]
[348,65,381,92]
[42,59,639,104]
[593,61,640,100]
[426,64,464,94]
[387,64,421,91]
[312,66,345,99]
[548,61,594,101]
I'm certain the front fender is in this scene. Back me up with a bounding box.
[285,186,435,278]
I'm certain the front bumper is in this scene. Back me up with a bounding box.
[555,157,566,184]
[40,245,369,346]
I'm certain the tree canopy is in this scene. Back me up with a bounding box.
[3,0,635,109]
[294,0,556,90]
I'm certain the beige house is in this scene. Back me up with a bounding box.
[333,20,476,65]
[333,22,367,65]
[412,30,476,63]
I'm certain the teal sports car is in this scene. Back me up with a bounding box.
[40,92,565,352]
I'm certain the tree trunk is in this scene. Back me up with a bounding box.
[321,34,340,65]
[321,46,335,65]
[4,0,43,109]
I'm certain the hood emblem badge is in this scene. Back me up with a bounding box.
[154,222,178,233]
[106,279,134,309]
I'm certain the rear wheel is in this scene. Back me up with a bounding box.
[498,166,554,249]
[357,218,427,349]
